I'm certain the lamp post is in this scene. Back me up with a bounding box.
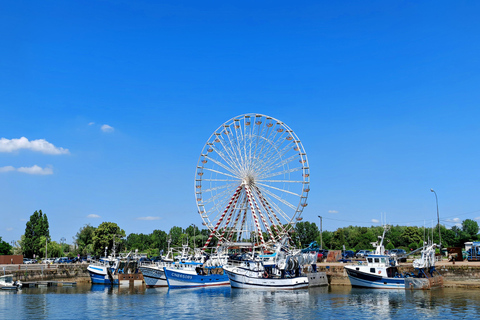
[430,189,442,249]
[60,237,66,255]
[318,215,323,250]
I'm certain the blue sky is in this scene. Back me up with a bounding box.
[1,1,480,245]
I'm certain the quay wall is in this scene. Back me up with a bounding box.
[316,262,480,288]
[3,262,480,288]
[1,264,91,283]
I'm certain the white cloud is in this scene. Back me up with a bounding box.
[88,122,95,126]
[0,137,69,154]
[1,165,54,175]
[0,166,15,173]
[446,218,461,223]
[475,217,480,221]
[101,124,114,133]
[87,214,101,218]
[371,219,380,223]
[6,227,13,231]
[17,165,53,175]
[328,210,338,214]
[137,216,161,221]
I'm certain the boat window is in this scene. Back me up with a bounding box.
[381,258,386,263]
[367,258,373,263]
[370,268,375,273]
[374,258,380,263]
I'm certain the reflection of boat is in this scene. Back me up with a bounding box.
[164,266,229,288]
[0,275,21,290]
[344,225,443,290]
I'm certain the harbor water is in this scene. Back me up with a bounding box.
[1,284,479,319]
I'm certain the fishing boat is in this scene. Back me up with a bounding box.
[344,225,443,290]
[164,265,229,288]
[87,255,121,285]
[223,238,317,290]
[87,245,143,285]
[140,244,206,288]
[0,275,21,290]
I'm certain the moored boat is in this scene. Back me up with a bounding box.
[0,275,21,290]
[344,224,443,290]
[164,266,229,288]
[223,238,317,290]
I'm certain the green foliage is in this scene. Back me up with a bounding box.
[400,227,423,248]
[92,222,126,256]
[386,242,395,250]
[462,219,479,239]
[38,237,62,258]
[0,237,13,255]
[23,210,50,258]
[292,222,319,248]
[75,224,96,256]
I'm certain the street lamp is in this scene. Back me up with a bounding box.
[318,216,323,250]
[430,189,442,249]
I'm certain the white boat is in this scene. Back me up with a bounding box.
[87,247,143,286]
[87,256,121,285]
[0,275,21,290]
[223,238,316,290]
[344,225,443,290]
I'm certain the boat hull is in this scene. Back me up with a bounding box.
[345,267,405,289]
[87,265,119,285]
[224,267,309,290]
[139,266,168,287]
[164,268,229,288]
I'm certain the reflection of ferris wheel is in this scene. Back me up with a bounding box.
[195,114,310,250]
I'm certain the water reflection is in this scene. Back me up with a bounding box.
[2,284,480,319]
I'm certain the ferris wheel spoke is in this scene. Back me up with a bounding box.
[232,121,246,172]
[202,186,237,204]
[258,166,303,180]
[207,152,241,177]
[209,144,241,176]
[256,154,298,177]
[259,187,297,212]
[224,125,246,173]
[202,167,239,180]
[216,133,244,174]
[260,192,293,223]
[249,188,277,241]
[255,182,301,197]
[201,182,238,193]
[259,179,305,184]
[201,178,239,182]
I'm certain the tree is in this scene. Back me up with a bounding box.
[400,227,422,249]
[462,219,479,240]
[23,210,50,258]
[92,222,125,256]
[0,237,12,255]
[169,226,184,247]
[293,222,319,248]
[75,224,96,256]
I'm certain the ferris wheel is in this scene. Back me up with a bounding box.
[195,114,310,250]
